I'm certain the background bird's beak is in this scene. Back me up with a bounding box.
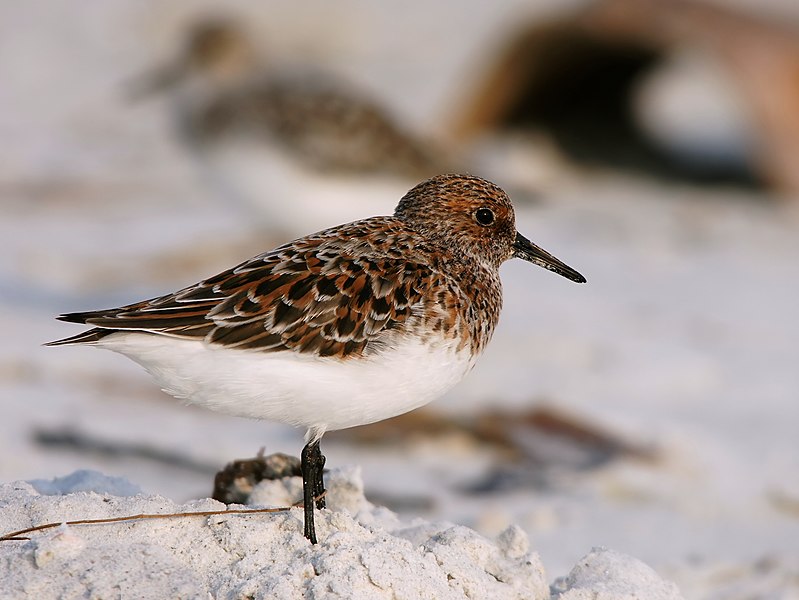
[124,62,186,102]
[513,232,586,283]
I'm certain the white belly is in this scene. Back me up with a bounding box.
[97,332,473,437]
[198,140,408,236]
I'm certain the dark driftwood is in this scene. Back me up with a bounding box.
[451,0,799,193]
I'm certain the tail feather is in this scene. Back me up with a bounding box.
[45,328,116,346]
[56,311,107,324]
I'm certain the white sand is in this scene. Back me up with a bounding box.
[0,469,688,599]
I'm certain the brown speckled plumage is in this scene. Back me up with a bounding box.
[49,175,584,360]
[50,175,538,359]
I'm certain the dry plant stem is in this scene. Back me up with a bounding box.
[0,491,327,542]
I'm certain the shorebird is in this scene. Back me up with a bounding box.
[47,174,585,543]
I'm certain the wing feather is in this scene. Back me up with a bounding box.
[52,220,444,358]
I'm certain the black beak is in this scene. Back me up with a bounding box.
[513,232,586,283]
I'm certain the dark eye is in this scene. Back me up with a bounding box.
[475,207,495,226]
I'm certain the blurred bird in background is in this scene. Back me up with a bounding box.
[128,17,453,234]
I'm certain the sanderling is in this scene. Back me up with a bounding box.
[129,17,444,179]
[47,174,585,543]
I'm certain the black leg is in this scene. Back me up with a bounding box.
[313,443,326,510]
[300,440,326,543]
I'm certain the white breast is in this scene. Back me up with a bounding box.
[97,332,474,436]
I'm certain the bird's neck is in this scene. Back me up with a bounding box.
[428,246,504,357]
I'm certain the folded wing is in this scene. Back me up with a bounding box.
[49,228,437,359]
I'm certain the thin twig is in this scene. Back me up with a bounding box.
[0,491,326,542]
